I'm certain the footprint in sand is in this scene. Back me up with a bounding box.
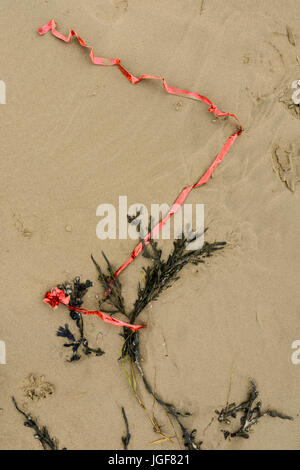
[272,142,300,192]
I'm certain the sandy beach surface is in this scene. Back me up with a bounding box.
[1,0,300,450]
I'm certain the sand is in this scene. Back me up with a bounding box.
[1,0,300,450]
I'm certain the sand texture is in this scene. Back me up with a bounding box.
[1,0,300,450]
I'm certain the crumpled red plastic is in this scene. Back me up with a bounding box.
[43,287,70,309]
[43,287,145,332]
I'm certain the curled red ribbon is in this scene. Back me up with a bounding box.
[38,20,241,124]
[43,287,145,332]
[39,20,243,320]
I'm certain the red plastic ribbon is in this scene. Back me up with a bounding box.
[43,287,145,332]
[114,130,241,278]
[39,20,242,316]
[38,20,241,124]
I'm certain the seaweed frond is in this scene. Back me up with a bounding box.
[141,373,202,450]
[57,277,105,362]
[131,236,226,323]
[121,407,131,450]
[115,233,224,449]
[122,235,226,361]
[216,381,293,440]
[57,324,76,343]
[12,397,65,450]
[91,252,127,317]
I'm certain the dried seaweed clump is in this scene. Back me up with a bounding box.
[56,277,105,362]
[12,397,65,450]
[215,381,293,440]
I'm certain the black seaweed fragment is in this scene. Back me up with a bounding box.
[91,253,127,317]
[57,324,76,343]
[56,277,105,362]
[127,208,142,224]
[12,397,65,450]
[142,373,202,450]
[215,381,293,440]
[121,407,131,450]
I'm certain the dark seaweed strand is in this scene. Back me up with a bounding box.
[12,397,65,450]
[57,277,104,362]
[127,208,142,224]
[133,236,225,322]
[92,233,225,449]
[216,381,293,440]
[141,371,202,450]
[122,326,202,449]
[121,407,131,450]
[122,236,226,361]
[91,253,128,318]
[132,237,219,449]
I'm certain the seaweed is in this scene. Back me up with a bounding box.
[122,236,225,362]
[215,381,293,440]
[121,407,131,450]
[12,397,65,450]
[141,373,202,450]
[92,232,225,450]
[57,277,105,362]
[127,208,142,224]
[91,254,127,317]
